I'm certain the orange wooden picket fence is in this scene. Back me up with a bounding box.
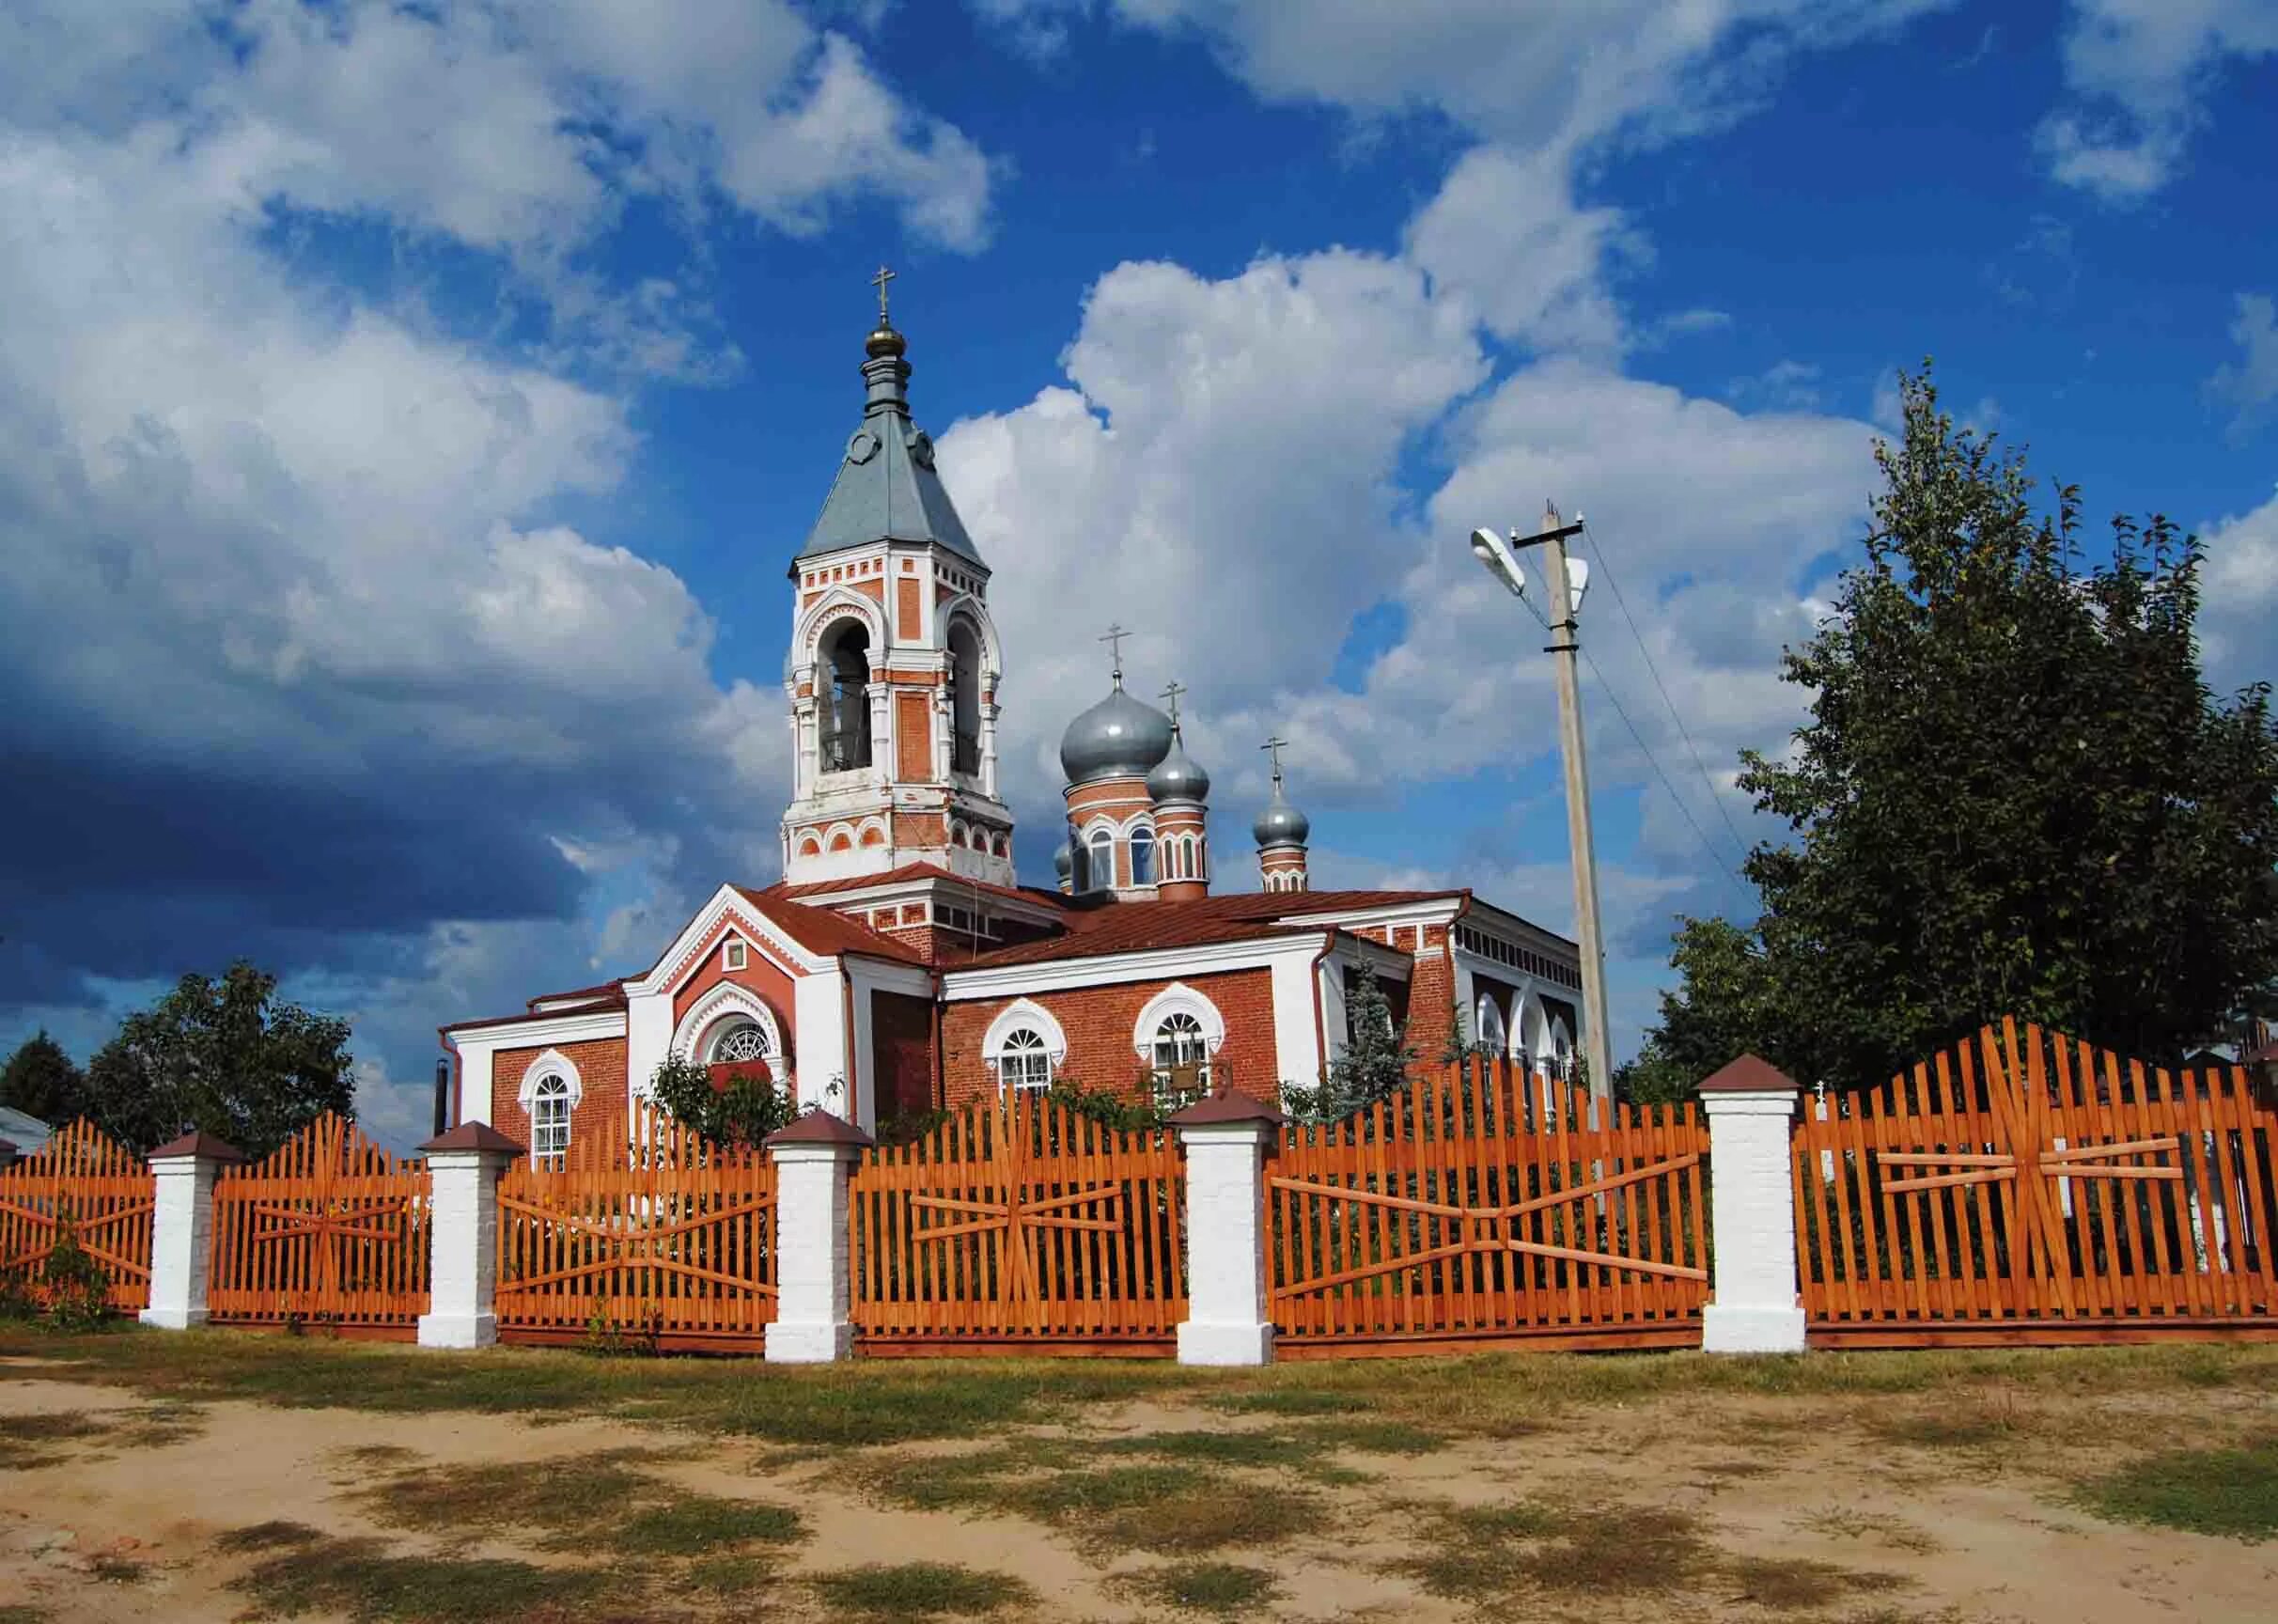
[1794,1020,2278,1345]
[496,1104,777,1351]
[208,1114,430,1334]
[0,1121,152,1314]
[1270,1059,1709,1355]
[850,1092,1187,1354]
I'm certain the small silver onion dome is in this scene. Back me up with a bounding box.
[1147,726,1210,804]
[1254,777,1310,847]
[1059,685,1175,785]
[1053,840,1072,880]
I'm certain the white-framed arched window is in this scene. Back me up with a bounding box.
[709,1020,772,1067]
[1131,983,1225,1107]
[518,1048,583,1166]
[998,1029,1052,1090]
[531,1075,572,1163]
[1087,827,1115,892]
[983,999,1069,1094]
[1474,994,1507,1057]
[668,983,787,1099]
[1130,827,1156,886]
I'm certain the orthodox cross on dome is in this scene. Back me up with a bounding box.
[1100,622,1131,688]
[1159,679,1186,728]
[1261,734,1288,784]
[870,262,897,325]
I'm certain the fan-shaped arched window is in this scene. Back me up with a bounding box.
[1149,1011,1209,1106]
[819,620,872,771]
[531,1074,572,1165]
[997,1028,1053,1092]
[710,1022,770,1066]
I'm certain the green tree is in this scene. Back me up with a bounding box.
[1631,367,2278,1096]
[647,1054,797,1148]
[1287,974,1418,1123]
[0,1031,86,1124]
[80,964,354,1156]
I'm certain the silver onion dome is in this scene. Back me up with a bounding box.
[1053,840,1072,880]
[1058,685,1175,785]
[1253,777,1310,847]
[1146,726,1210,804]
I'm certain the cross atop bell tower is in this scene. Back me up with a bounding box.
[780,278,1015,887]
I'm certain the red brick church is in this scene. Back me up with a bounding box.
[442,298,1584,1153]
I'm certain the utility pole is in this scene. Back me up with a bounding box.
[1474,502,1614,1099]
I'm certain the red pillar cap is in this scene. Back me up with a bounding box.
[764,1109,875,1148]
[1698,1054,1802,1094]
[148,1130,249,1163]
[419,1122,526,1156]
[1168,1089,1287,1127]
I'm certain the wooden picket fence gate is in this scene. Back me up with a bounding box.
[1794,1020,2278,1345]
[1270,1060,1710,1355]
[209,1114,430,1335]
[0,1121,153,1314]
[850,1092,1187,1354]
[496,1105,777,1351]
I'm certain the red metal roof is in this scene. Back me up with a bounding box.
[949,888,1464,970]
[527,979,624,1010]
[732,887,929,965]
[774,862,1064,913]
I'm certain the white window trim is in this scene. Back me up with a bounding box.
[517,1048,585,1112]
[669,982,786,1084]
[982,998,1069,1070]
[723,938,747,972]
[1130,982,1226,1059]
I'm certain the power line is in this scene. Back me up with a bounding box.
[1576,641,1750,898]
[1577,519,1757,873]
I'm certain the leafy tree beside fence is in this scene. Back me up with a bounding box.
[1622,367,2278,1101]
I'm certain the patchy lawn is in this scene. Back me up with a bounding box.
[2,1328,2276,1620]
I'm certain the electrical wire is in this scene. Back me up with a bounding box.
[1576,520,1758,874]
[1573,643,1750,896]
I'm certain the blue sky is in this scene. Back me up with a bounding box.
[2,1,2272,1148]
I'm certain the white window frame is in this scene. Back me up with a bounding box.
[517,1048,584,1165]
[1130,826,1156,886]
[997,1029,1054,1092]
[723,938,747,972]
[1086,827,1115,892]
[530,1074,572,1163]
[983,998,1069,1090]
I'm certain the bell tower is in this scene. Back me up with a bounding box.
[780,271,1016,887]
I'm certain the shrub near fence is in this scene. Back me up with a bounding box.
[1271,1060,1710,1355]
[0,1121,152,1315]
[1794,1020,2278,1345]
[850,1091,1186,1354]
[495,1104,777,1351]
[208,1113,430,1335]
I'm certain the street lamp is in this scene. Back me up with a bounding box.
[1469,503,1613,1101]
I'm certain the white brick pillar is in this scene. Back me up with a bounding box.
[1700,1055,1807,1354]
[765,1112,871,1363]
[140,1132,245,1331]
[416,1123,523,1350]
[1169,1094,1282,1366]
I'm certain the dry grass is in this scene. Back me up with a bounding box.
[805,1562,1034,1621]
[227,1533,622,1623]
[1393,1497,1909,1613]
[1801,1507,1943,1554]
[357,1447,802,1560]
[1109,1560,1282,1616]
